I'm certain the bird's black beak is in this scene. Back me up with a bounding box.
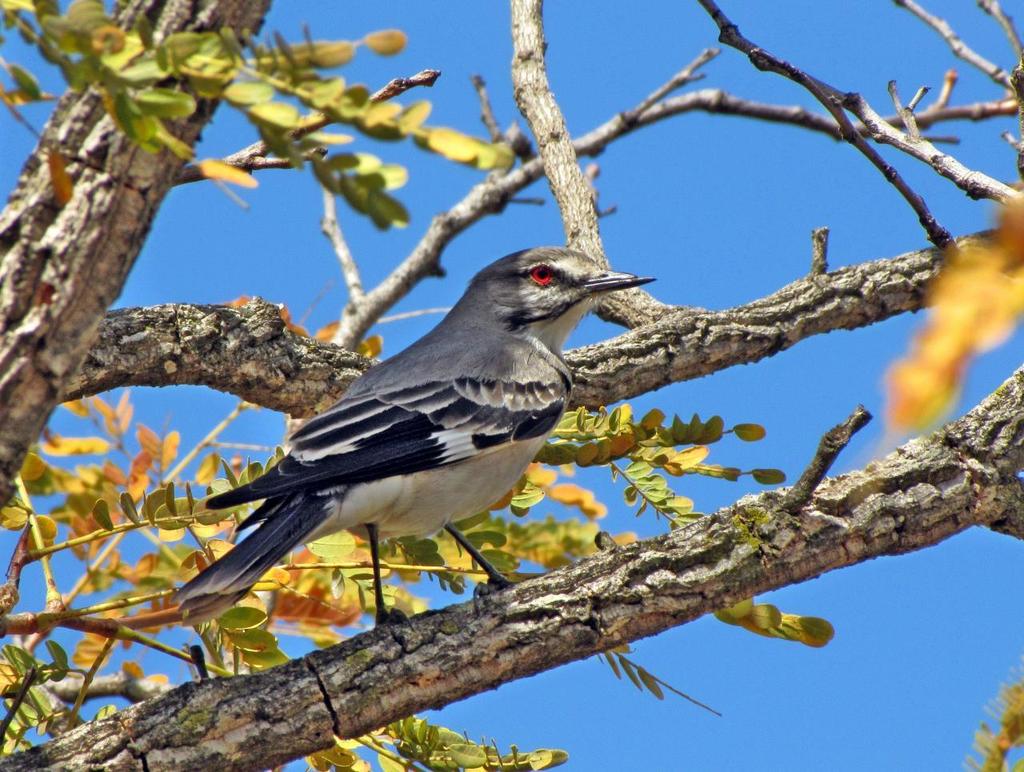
[583,271,656,294]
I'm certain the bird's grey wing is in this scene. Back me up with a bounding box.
[205,377,566,509]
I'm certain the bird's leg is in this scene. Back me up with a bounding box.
[366,523,406,625]
[444,524,513,594]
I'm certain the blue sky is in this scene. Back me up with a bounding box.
[2,1,1023,769]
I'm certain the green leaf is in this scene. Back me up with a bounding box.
[448,743,487,767]
[116,58,167,87]
[366,189,409,229]
[8,64,41,101]
[733,423,767,441]
[637,666,665,700]
[223,81,274,106]
[218,606,268,630]
[224,627,277,652]
[91,499,113,530]
[135,88,196,118]
[248,101,301,129]
[44,641,69,672]
[529,750,569,769]
[119,491,141,524]
[698,415,724,443]
[751,468,786,485]
[308,531,356,561]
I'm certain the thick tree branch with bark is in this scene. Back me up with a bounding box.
[64,232,967,415]
[7,364,1024,771]
[0,0,273,507]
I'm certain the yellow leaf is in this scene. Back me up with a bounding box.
[161,430,180,469]
[122,661,144,679]
[363,29,406,56]
[20,452,46,482]
[195,453,220,485]
[34,515,57,546]
[358,334,383,358]
[41,435,111,456]
[253,565,291,590]
[670,445,709,471]
[197,159,258,188]
[62,399,90,417]
[1,506,29,530]
[425,128,479,162]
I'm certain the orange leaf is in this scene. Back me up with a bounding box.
[136,424,161,459]
[47,150,73,206]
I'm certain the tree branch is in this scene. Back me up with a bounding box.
[8,364,1024,771]
[894,0,1014,88]
[0,0,273,508]
[510,0,668,328]
[63,232,978,414]
[44,673,172,705]
[174,69,441,186]
[63,300,366,417]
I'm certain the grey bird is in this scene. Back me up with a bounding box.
[175,247,653,624]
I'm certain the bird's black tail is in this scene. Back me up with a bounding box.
[174,491,330,623]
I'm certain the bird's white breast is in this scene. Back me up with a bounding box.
[311,435,548,540]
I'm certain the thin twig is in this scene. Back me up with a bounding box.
[893,0,1012,88]
[624,47,720,121]
[369,68,441,102]
[64,639,114,731]
[321,189,364,306]
[810,226,829,275]
[889,81,929,140]
[977,0,1023,60]
[780,406,872,511]
[377,307,451,324]
[470,74,503,142]
[1011,61,1024,180]
[931,69,958,109]
[0,666,37,743]
[697,0,967,246]
[176,70,441,185]
[0,527,32,617]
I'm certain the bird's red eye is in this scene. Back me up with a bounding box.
[529,265,554,286]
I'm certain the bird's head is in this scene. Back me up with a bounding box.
[460,247,654,353]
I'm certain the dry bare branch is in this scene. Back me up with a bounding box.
[510,0,668,328]
[697,0,958,247]
[894,0,1014,88]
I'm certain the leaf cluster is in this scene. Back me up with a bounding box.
[0,1,513,228]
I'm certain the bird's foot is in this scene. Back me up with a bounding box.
[375,606,409,626]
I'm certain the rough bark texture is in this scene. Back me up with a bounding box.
[65,300,366,416]
[0,0,272,506]
[64,234,961,415]
[6,365,1023,771]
